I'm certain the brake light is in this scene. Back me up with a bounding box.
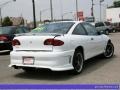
[0,35,8,41]
[12,39,20,46]
[44,39,64,46]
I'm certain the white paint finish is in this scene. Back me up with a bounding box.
[106,8,120,23]
[10,21,110,71]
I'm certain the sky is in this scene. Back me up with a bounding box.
[0,0,114,22]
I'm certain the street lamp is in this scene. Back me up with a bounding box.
[0,0,16,26]
[50,0,53,21]
[75,0,78,21]
[100,0,104,21]
[32,0,36,28]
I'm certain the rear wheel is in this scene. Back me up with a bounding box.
[72,51,84,74]
[112,29,116,33]
[103,42,114,58]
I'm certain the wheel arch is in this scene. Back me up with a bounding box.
[74,46,84,60]
[105,39,111,49]
[108,39,111,43]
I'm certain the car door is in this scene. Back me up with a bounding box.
[69,23,94,60]
[95,22,105,32]
[82,23,105,58]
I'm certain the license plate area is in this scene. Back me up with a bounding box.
[23,57,34,65]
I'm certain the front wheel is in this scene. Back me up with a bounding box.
[103,42,114,58]
[72,51,84,74]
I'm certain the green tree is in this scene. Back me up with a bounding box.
[2,16,13,26]
[114,0,120,7]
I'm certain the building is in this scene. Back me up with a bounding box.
[10,17,27,26]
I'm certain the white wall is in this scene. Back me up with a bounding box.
[106,8,120,23]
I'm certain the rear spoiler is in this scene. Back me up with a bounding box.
[15,33,64,37]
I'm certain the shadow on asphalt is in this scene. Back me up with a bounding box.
[14,55,116,81]
[0,52,10,56]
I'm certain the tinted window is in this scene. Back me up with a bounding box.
[95,22,104,27]
[0,27,15,34]
[23,27,29,33]
[72,24,86,35]
[15,27,29,34]
[31,22,74,34]
[82,23,98,35]
[16,28,25,34]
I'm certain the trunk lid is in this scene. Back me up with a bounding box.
[13,33,62,51]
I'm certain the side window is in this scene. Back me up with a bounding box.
[82,23,98,35]
[72,24,86,35]
[95,22,104,27]
[22,27,29,33]
[10,29,16,34]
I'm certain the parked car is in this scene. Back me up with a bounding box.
[0,26,29,53]
[112,23,120,32]
[9,21,114,74]
[95,21,114,35]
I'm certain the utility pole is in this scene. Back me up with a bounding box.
[91,0,95,22]
[0,8,2,26]
[100,0,104,21]
[32,0,36,28]
[76,0,78,21]
[40,11,42,22]
[50,0,53,21]
[100,1,102,21]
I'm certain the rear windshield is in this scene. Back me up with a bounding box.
[31,22,74,34]
[0,27,14,34]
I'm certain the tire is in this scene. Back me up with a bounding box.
[103,42,114,58]
[112,29,116,33]
[72,51,84,74]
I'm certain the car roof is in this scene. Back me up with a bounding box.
[0,25,27,28]
[57,20,84,23]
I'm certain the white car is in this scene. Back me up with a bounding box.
[9,21,114,74]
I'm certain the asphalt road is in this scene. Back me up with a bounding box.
[0,33,120,84]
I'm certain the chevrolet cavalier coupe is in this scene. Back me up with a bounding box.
[9,21,114,74]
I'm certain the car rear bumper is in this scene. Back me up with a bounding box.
[9,50,74,71]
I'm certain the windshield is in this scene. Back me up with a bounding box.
[0,27,14,34]
[31,22,74,34]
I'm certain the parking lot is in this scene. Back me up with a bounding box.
[0,32,120,84]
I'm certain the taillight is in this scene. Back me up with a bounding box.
[44,39,64,46]
[12,39,20,46]
[0,35,8,41]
